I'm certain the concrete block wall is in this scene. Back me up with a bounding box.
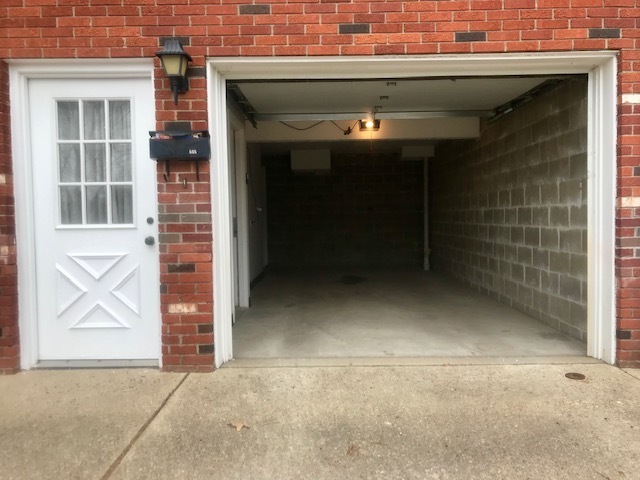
[430,78,588,340]
[267,153,423,268]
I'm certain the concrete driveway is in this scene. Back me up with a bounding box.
[1,359,639,480]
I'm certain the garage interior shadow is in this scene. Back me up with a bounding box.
[232,76,589,359]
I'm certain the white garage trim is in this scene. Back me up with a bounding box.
[207,52,617,367]
[209,68,234,367]
[587,57,617,364]
[209,52,617,79]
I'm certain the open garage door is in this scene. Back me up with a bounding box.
[207,54,616,367]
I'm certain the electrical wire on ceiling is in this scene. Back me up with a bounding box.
[278,120,325,131]
[278,120,358,135]
[331,120,358,135]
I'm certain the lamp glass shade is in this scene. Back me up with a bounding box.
[160,54,187,78]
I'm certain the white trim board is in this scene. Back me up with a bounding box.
[208,68,235,368]
[208,52,617,367]
[9,59,157,370]
[210,52,617,79]
[587,58,617,364]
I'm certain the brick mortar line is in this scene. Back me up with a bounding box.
[99,372,190,480]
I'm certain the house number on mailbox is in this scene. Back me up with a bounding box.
[148,130,211,161]
[148,130,211,182]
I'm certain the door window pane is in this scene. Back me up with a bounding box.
[110,143,132,182]
[86,186,108,224]
[109,101,131,140]
[111,186,133,224]
[60,186,82,224]
[56,98,135,226]
[57,101,80,140]
[85,144,106,182]
[83,101,105,140]
[58,144,81,182]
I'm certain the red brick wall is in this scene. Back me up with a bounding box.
[157,160,214,373]
[617,97,640,367]
[0,60,19,375]
[155,63,214,372]
[0,0,639,369]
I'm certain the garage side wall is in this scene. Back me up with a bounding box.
[248,145,268,283]
[430,79,588,340]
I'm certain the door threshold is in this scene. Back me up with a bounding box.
[34,359,160,369]
[224,356,601,368]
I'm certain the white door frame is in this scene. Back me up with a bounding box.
[207,52,617,367]
[9,59,156,370]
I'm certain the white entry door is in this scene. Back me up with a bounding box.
[29,78,160,362]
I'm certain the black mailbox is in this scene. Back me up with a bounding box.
[149,130,210,161]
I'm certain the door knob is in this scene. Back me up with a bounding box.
[144,236,155,246]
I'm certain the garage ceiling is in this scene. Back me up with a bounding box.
[229,77,557,121]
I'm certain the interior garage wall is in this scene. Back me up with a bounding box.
[247,144,268,282]
[266,153,423,268]
[430,78,588,340]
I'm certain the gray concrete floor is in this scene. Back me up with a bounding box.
[0,369,185,480]
[1,364,640,480]
[234,269,586,359]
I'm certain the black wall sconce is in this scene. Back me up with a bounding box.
[155,39,192,105]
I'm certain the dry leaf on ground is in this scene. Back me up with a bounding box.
[228,421,250,432]
[346,445,360,456]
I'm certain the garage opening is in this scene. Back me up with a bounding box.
[224,74,588,359]
[208,54,617,367]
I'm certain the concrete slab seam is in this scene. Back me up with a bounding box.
[99,373,190,480]
[223,357,604,369]
[223,364,601,369]
[621,369,640,382]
